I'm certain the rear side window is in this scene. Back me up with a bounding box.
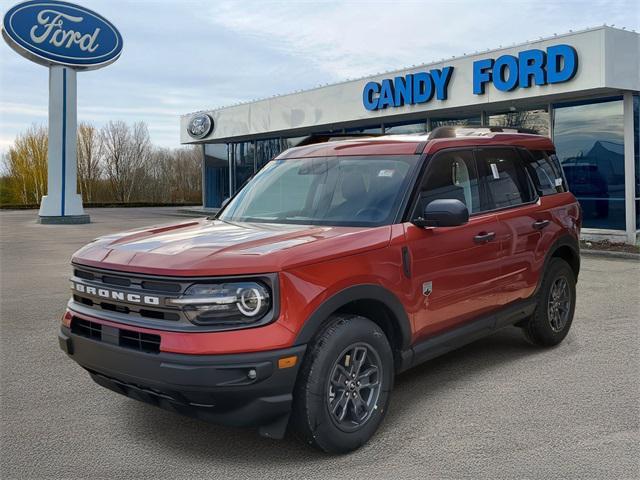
[476,148,535,210]
[521,149,566,195]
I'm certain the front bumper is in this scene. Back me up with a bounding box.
[59,325,306,436]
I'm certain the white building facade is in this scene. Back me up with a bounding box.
[181,27,640,244]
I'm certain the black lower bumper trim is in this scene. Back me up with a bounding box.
[59,326,306,430]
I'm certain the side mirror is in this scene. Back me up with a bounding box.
[413,199,469,228]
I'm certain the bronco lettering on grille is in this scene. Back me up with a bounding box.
[71,282,160,306]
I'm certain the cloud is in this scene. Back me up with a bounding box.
[207,0,640,80]
[1,0,638,157]
[0,102,48,117]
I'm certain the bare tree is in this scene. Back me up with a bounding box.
[175,146,202,202]
[4,125,48,204]
[490,110,549,136]
[2,121,202,206]
[140,145,201,203]
[76,122,102,202]
[100,120,151,202]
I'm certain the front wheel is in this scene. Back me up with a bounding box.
[523,258,576,347]
[291,314,394,453]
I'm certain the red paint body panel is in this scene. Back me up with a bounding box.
[68,134,580,356]
[405,212,505,340]
[73,220,391,276]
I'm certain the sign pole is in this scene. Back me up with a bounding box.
[38,65,88,224]
[3,0,123,225]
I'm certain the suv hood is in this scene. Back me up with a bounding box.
[72,219,392,276]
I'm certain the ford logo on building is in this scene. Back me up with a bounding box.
[1,0,123,69]
[187,114,214,139]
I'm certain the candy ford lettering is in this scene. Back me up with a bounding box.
[473,44,578,94]
[363,67,454,110]
[361,44,579,111]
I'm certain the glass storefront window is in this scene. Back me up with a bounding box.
[431,116,481,128]
[231,142,256,191]
[553,98,625,230]
[488,108,549,136]
[384,121,428,134]
[255,139,284,172]
[281,136,307,149]
[345,125,383,134]
[203,143,229,208]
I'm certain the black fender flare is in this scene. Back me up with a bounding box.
[534,234,580,296]
[293,284,412,350]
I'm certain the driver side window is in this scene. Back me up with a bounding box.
[413,149,480,218]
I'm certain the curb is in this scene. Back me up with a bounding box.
[580,249,640,261]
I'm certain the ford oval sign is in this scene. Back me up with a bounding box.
[1,0,122,69]
[187,114,214,139]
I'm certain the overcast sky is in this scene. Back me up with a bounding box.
[0,0,638,155]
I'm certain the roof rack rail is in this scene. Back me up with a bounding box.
[295,132,384,147]
[427,126,539,139]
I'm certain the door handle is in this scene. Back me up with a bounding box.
[474,231,496,244]
[533,219,550,230]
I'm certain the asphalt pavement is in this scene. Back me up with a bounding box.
[1,208,638,479]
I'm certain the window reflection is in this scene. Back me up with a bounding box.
[488,108,549,136]
[553,99,625,230]
[203,144,229,208]
[255,139,284,171]
[431,116,481,128]
[384,121,428,134]
[345,125,383,134]
[231,142,256,191]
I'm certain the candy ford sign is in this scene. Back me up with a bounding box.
[362,44,578,111]
[2,0,123,69]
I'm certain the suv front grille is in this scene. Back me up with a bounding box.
[68,265,278,333]
[70,317,161,354]
[71,318,102,340]
[119,329,161,353]
[70,266,188,326]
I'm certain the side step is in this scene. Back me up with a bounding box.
[399,298,536,372]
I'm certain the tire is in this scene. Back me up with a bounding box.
[291,314,394,453]
[523,258,576,347]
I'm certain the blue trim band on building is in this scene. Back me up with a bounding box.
[61,67,67,216]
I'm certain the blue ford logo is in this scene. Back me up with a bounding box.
[187,114,214,139]
[1,0,123,69]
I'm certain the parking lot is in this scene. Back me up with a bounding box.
[1,207,638,479]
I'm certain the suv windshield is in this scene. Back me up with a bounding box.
[219,155,419,226]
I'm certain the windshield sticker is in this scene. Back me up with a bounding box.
[378,169,395,177]
[490,163,500,180]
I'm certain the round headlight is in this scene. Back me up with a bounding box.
[168,281,271,325]
[237,287,264,317]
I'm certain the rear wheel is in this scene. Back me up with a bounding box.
[523,258,576,346]
[291,314,394,453]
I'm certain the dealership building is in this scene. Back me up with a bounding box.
[181,26,640,244]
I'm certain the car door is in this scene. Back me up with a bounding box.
[405,148,504,341]
[474,147,542,305]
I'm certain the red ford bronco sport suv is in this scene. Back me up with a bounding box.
[59,127,581,453]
